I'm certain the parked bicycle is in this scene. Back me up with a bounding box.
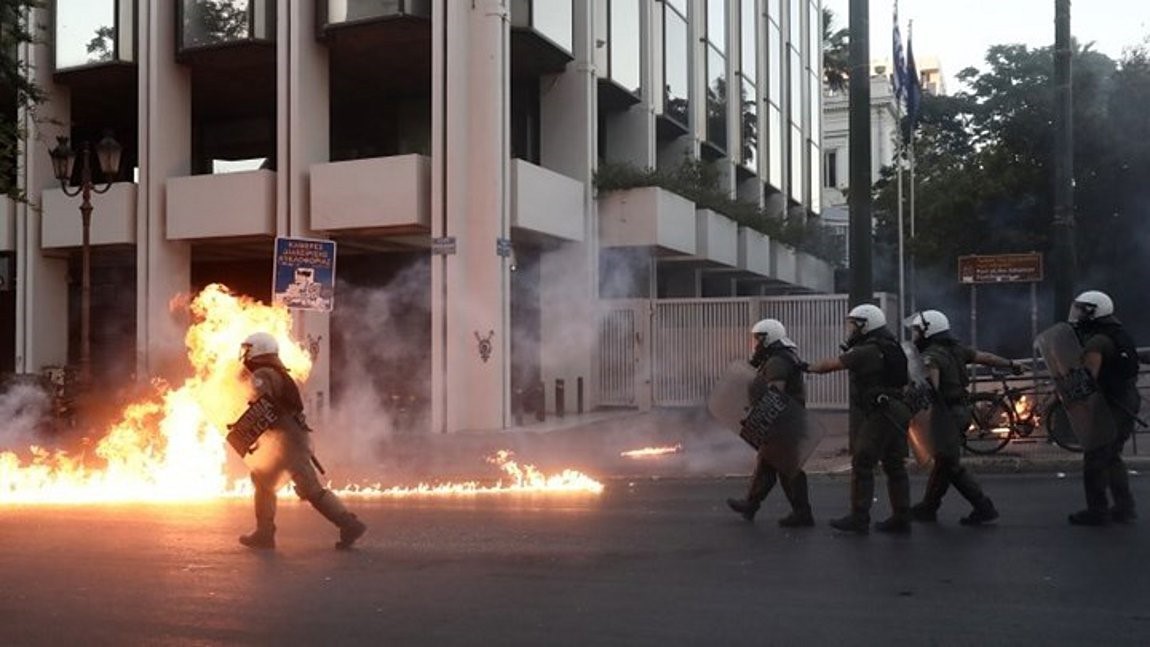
[963,371,1081,455]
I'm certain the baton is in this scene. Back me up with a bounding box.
[310,453,327,475]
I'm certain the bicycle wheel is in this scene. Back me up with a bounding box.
[1044,400,1083,453]
[964,396,1014,454]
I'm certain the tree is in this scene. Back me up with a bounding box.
[0,0,43,199]
[85,25,115,64]
[872,42,1150,346]
[823,8,849,93]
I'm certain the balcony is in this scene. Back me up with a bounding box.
[178,0,275,60]
[511,160,584,242]
[41,183,137,249]
[737,227,771,277]
[797,252,835,293]
[1,197,14,251]
[771,240,798,284]
[695,209,738,267]
[166,170,276,240]
[310,155,430,234]
[599,187,696,256]
[510,0,573,77]
[318,0,430,32]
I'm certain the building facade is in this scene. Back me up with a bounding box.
[1,0,826,432]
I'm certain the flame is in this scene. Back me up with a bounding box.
[620,444,683,459]
[1014,395,1040,427]
[0,285,603,504]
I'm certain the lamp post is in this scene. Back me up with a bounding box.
[48,132,122,387]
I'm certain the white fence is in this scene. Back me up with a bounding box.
[597,294,900,410]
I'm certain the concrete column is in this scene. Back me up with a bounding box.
[538,0,596,414]
[282,0,332,422]
[136,0,192,381]
[433,0,512,432]
[15,6,69,374]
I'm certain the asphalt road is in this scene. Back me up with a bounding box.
[2,473,1149,646]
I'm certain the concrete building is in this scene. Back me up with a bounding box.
[819,58,944,265]
[1,0,826,432]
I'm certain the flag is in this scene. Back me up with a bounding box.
[906,22,923,133]
[892,1,908,104]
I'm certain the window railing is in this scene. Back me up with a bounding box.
[179,0,275,52]
[54,0,135,71]
[510,0,573,54]
[317,0,430,30]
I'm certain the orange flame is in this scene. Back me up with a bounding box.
[620,444,683,459]
[0,285,603,504]
[1014,395,1040,427]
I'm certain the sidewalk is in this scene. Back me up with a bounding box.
[334,407,1149,484]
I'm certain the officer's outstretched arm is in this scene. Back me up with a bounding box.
[805,357,846,374]
[972,351,1020,373]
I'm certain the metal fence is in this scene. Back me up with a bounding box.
[597,294,900,411]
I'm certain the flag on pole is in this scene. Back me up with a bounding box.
[892,1,908,104]
[906,22,923,133]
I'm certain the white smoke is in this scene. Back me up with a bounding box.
[0,381,53,450]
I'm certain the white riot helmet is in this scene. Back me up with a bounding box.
[847,304,887,336]
[751,318,797,348]
[240,331,279,362]
[906,310,950,338]
[1069,290,1114,324]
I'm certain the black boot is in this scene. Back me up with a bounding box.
[1068,509,1110,526]
[310,490,368,549]
[913,461,950,522]
[879,465,912,533]
[1110,505,1138,524]
[778,472,814,527]
[875,516,912,534]
[726,498,760,522]
[960,498,999,526]
[829,513,870,534]
[239,525,276,549]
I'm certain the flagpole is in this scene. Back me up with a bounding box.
[907,20,918,316]
[896,100,906,333]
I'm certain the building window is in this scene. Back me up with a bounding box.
[824,149,838,188]
[55,0,135,70]
[790,123,803,203]
[663,1,690,128]
[705,0,727,151]
[768,107,782,189]
[180,0,275,51]
[809,140,821,213]
[525,0,573,53]
[607,0,641,94]
[768,20,782,106]
[739,0,758,170]
[321,0,431,28]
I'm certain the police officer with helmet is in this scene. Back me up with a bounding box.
[234,332,368,549]
[1067,291,1141,526]
[806,304,914,534]
[906,309,1018,525]
[726,318,815,528]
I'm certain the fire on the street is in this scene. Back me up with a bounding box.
[619,444,683,459]
[1014,395,1040,428]
[0,285,603,504]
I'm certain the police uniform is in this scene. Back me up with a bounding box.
[913,337,997,523]
[241,355,366,549]
[1078,320,1140,522]
[729,343,813,526]
[838,330,912,531]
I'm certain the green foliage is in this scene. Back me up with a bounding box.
[823,8,849,93]
[0,0,44,199]
[595,158,842,265]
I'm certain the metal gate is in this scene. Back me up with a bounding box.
[597,294,898,410]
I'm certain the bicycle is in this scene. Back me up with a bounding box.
[963,371,1080,455]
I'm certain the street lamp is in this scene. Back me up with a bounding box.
[48,132,122,387]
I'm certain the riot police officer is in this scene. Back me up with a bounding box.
[726,319,815,528]
[1067,291,1141,526]
[234,332,368,549]
[807,305,912,534]
[906,310,1018,525]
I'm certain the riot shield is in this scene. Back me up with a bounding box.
[1034,323,1116,451]
[225,394,280,456]
[901,343,961,466]
[707,361,825,476]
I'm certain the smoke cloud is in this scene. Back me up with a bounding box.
[0,380,53,450]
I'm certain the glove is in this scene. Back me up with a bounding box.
[1009,361,1024,376]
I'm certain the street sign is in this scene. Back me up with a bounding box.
[958,253,1043,284]
[272,237,336,312]
[431,236,457,256]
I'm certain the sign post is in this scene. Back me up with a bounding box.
[958,252,1044,374]
[272,237,337,312]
